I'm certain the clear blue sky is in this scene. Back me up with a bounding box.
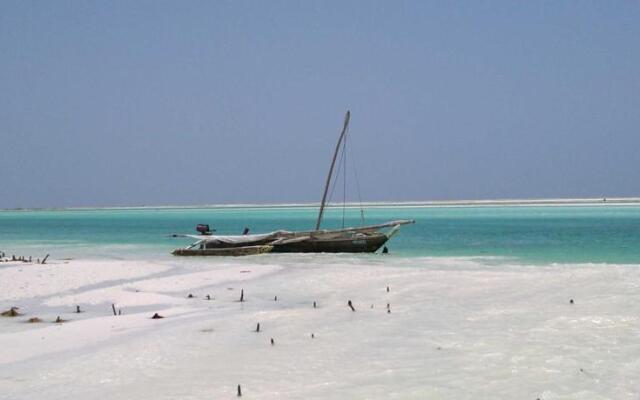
[1,1,638,208]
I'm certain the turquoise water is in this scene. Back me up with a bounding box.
[1,205,640,264]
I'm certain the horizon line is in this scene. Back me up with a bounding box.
[2,196,640,212]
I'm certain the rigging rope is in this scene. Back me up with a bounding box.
[348,132,366,225]
[325,121,366,228]
[342,128,347,228]
[326,129,348,218]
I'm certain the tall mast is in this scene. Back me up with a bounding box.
[315,110,350,231]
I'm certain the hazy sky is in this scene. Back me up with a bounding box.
[1,1,639,208]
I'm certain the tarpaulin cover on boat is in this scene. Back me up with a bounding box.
[182,231,292,245]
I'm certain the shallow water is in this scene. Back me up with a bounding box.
[1,204,640,264]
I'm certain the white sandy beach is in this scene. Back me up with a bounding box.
[1,256,639,399]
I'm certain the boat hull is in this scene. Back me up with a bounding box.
[271,234,388,253]
[172,245,273,257]
[170,220,413,256]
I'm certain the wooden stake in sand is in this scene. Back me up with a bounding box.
[255,323,260,332]
[386,286,390,292]
[1,307,21,317]
[42,254,49,264]
[240,289,244,302]
[348,300,355,312]
[76,305,82,313]
[313,301,317,308]
[237,384,242,397]
[151,313,164,319]
[111,304,117,316]
[270,338,274,345]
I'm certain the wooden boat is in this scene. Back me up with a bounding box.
[269,221,409,253]
[172,111,414,256]
[172,245,273,257]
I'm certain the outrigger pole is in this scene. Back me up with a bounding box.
[315,110,351,231]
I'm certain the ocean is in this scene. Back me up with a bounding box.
[3,203,640,399]
[1,203,640,264]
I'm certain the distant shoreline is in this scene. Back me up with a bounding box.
[2,197,640,212]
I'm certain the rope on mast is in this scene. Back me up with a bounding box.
[342,126,348,229]
[348,130,366,225]
[315,110,350,231]
[326,132,347,216]
[319,112,366,229]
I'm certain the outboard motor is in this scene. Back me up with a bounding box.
[196,224,213,235]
